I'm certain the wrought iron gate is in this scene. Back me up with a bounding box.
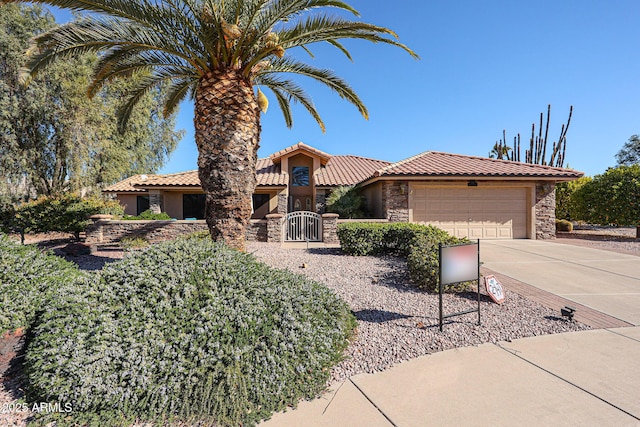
[283,211,322,242]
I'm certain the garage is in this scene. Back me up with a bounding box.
[410,186,529,239]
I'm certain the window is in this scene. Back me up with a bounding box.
[291,166,309,186]
[136,196,150,215]
[252,194,270,212]
[183,194,206,219]
[306,197,312,211]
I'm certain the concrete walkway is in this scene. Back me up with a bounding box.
[260,241,640,427]
[481,240,640,325]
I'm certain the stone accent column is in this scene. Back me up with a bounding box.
[384,181,409,222]
[266,213,283,243]
[277,191,288,214]
[315,190,327,214]
[322,213,339,244]
[149,190,164,214]
[85,214,112,243]
[535,182,556,240]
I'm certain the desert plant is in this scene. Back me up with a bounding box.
[25,239,355,427]
[325,186,366,218]
[0,236,83,334]
[121,209,171,220]
[119,236,149,250]
[555,219,574,232]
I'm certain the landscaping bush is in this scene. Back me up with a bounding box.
[325,186,366,218]
[555,219,574,232]
[121,209,172,220]
[555,177,591,221]
[571,165,640,230]
[407,233,469,292]
[25,239,355,427]
[338,222,469,292]
[337,222,452,256]
[11,194,124,239]
[0,236,83,334]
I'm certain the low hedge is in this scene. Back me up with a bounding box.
[407,233,470,292]
[0,236,83,334]
[25,238,355,427]
[337,222,452,256]
[555,219,574,232]
[337,222,468,291]
[121,209,172,220]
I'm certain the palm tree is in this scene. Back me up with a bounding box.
[3,0,418,250]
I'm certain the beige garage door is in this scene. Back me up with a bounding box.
[411,187,528,239]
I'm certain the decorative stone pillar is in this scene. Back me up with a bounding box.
[535,182,556,240]
[322,213,339,244]
[384,181,409,222]
[149,190,164,214]
[265,213,283,243]
[85,214,112,243]
[277,191,288,215]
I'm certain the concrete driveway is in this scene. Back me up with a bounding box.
[481,240,640,325]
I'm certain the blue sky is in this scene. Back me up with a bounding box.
[49,0,640,177]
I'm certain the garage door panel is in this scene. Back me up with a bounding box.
[411,186,528,239]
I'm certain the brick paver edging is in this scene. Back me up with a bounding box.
[480,267,634,330]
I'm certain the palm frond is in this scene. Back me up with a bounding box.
[265,57,367,119]
[255,73,326,131]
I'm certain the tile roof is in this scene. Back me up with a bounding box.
[103,174,159,192]
[104,146,584,194]
[371,151,584,180]
[316,155,391,186]
[270,142,332,164]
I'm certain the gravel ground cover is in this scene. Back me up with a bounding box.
[556,226,640,256]
[247,243,590,384]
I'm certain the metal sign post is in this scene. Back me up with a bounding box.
[438,241,481,332]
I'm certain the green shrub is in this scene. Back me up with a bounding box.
[326,186,366,218]
[555,219,574,232]
[337,222,452,256]
[25,239,355,427]
[555,177,591,221]
[119,235,149,250]
[121,209,172,220]
[407,233,469,292]
[12,194,124,239]
[571,165,640,227]
[0,236,83,334]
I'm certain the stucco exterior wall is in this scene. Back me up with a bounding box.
[163,191,183,219]
[117,194,138,216]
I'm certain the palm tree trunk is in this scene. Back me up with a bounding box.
[194,70,260,251]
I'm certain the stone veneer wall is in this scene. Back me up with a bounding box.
[382,181,409,222]
[277,192,288,214]
[86,218,268,244]
[535,182,556,240]
[321,213,339,244]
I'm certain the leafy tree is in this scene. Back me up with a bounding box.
[3,0,418,250]
[326,185,365,218]
[555,177,591,221]
[616,134,640,166]
[571,165,640,237]
[0,4,182,198]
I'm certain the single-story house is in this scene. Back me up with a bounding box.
[103,142,583,240]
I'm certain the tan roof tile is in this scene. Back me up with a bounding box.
[316,155,391,186]
[270,142,332,164]
[372,151,584,179]
[142,170,200,187]
[103,174,159,192]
